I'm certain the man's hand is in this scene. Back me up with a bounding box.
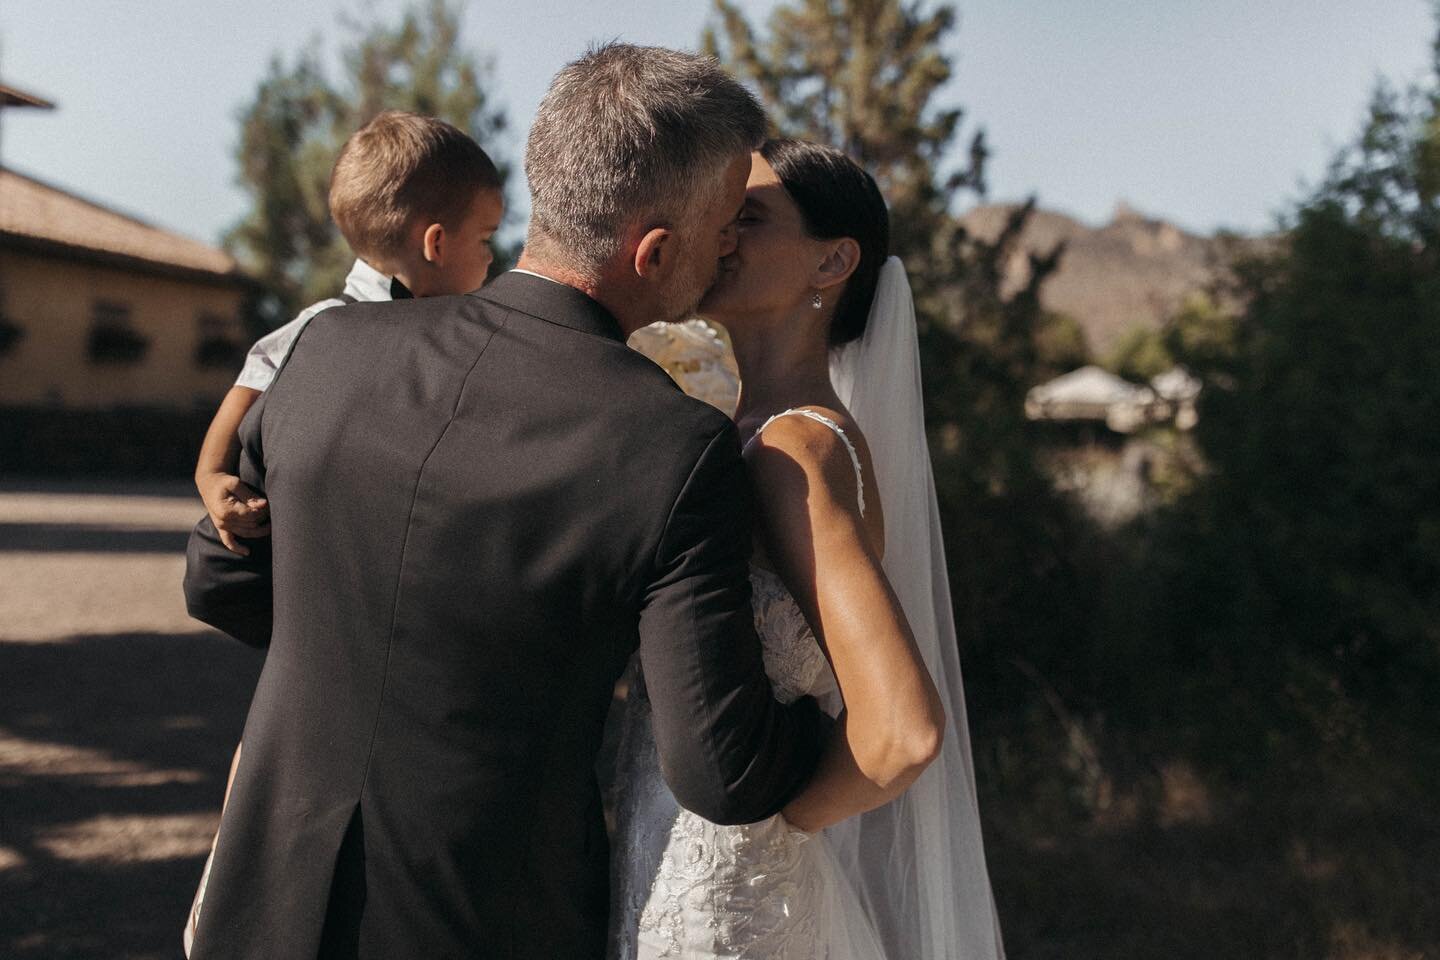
[197,473,270,556]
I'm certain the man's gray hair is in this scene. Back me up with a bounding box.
[524,43,767,274]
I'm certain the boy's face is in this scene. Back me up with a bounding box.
[432,188,504,295]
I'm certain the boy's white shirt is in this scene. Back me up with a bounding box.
[234,258,397,392]
[509,267,564,285]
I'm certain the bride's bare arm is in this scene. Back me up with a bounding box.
[745,415,945,832]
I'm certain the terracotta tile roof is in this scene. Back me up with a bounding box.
[0,83,55,109]
[0,167,238,277]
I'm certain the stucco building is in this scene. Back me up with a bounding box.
[0,166,251,412]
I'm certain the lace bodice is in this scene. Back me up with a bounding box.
[744,408,859,707]
[748,564,837,705]
[740,407,860,708]
[607,561,840,960]
[608,410,869,960]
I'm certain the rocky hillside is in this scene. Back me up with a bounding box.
[960,202,1251,356]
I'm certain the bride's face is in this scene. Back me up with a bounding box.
[699,153,828,331]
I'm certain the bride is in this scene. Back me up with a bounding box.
[610,139,1005,959]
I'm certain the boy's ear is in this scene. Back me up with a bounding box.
[422,223,445,265]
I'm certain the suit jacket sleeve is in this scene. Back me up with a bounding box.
[183,391,274,649]
[637,421,830,825]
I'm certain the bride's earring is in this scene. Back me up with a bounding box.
[811,292,823,310]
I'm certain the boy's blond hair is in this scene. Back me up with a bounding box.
[329,111,501,264]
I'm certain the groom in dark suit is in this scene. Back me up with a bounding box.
[182,44,829,960]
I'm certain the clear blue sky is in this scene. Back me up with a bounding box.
[2,0,1434,248]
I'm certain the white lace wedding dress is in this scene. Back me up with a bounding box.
[614,260,1005,959]
[607,409,890,960]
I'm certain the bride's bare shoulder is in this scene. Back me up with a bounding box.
[745,408,865,508]
[744,406,884,550]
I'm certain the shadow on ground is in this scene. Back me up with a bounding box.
[2,598,1434,958]
[0,631,263,960]
[0,524,192,553]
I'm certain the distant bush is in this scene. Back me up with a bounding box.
[1110,67,1440,763]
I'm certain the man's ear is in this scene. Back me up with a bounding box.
[422,222,446,266]
[813,237,861,292]
[633,226,675,280]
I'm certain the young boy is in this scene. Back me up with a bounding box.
[195,110,504,554]
[183,111,502,957]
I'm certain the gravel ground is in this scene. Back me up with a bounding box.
[0,482,263,959]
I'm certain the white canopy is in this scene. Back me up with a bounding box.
[1029,364,1153,406]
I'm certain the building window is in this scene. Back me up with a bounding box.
[87,300,149,364]
[195,311,245,369]
[0,312,22,357]
[0,284,22,357]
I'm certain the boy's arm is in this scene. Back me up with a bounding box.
[185,389,273,648]
[195,385,267,555]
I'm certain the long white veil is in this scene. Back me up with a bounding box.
[826,256,1006,959]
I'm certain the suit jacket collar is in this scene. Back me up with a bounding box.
[476,271,626,343]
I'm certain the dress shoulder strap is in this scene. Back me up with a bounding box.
[745,408,866,516]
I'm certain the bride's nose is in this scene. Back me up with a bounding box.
[719,220,739,258]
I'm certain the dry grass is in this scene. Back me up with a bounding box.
[980,730,1440,959]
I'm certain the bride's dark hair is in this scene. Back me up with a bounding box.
[759,138,890,346]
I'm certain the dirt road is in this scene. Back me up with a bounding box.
[0,482,263,959]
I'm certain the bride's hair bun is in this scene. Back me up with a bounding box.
[759,139,890,346]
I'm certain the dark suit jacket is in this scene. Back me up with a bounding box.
[183,272,828,960]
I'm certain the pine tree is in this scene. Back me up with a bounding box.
[226,0,507,327]
[703,0,984,269]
